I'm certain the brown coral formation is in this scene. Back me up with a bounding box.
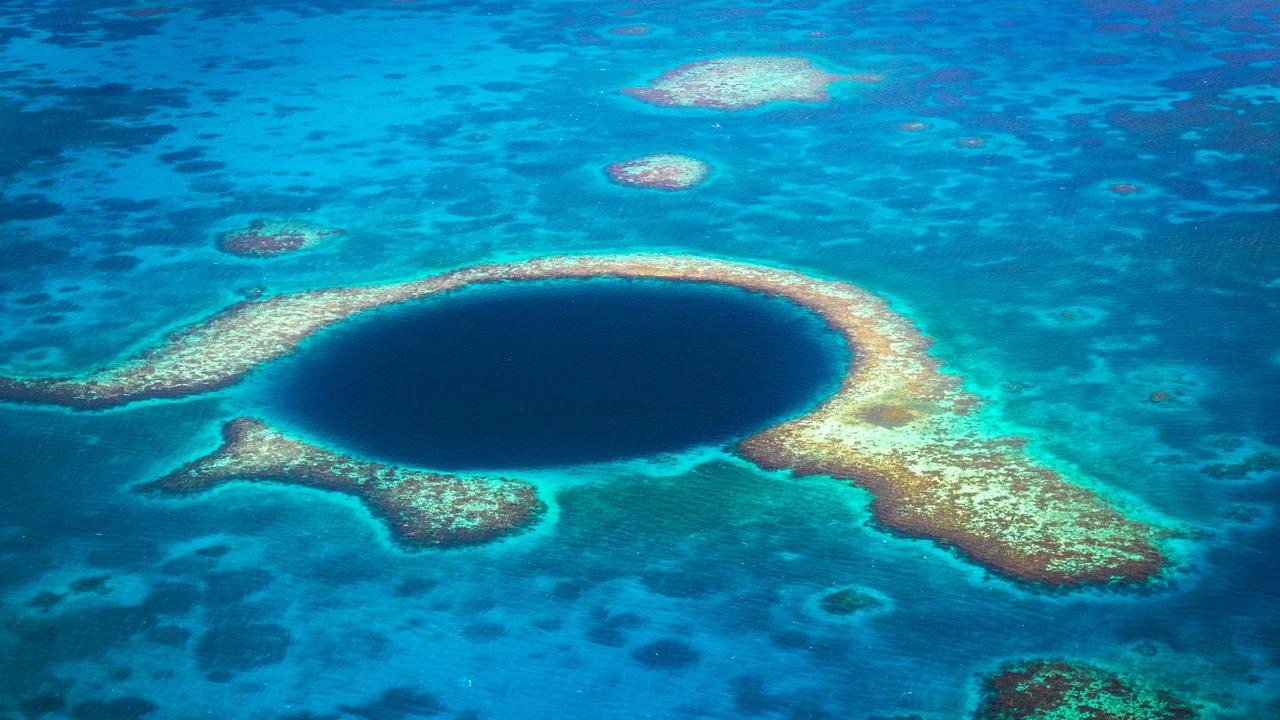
[216,219,342,258]
[974,660,1196,719]
[0,254,1173,585]
[141,418,544,548]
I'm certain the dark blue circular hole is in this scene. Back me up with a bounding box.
[260,278,848,470]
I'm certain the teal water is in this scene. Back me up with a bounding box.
[1,0,1278,719]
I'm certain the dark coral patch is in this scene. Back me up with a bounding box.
[819,588,883,615]
[69,575,110,594]
[338,687,446,719]
[0,194,64,221]
[70,697,158,720]
[195,620,291,679]
[974,660,1195,720]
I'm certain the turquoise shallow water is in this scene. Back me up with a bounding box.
[1,0,1278,718]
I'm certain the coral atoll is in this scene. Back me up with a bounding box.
[622,55,880,111]
[606,154,710,190]
[974,660,1196,719]
[142,418,544,548]
[0,254,1173,585]
[216,219,342,258]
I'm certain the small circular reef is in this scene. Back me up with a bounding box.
[819,587,883,616]
[606,153,710,190]
[974,660,1196,719]
[0,254,1174,583]
[217,219,342,258]
[621,55,881,111]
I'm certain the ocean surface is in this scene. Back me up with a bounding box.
[1,0,1278,719]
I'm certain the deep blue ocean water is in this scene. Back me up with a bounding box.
[262,279,847,469]
[0,0,1278,719]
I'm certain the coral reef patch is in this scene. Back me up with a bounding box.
[1,254,1173,585]
[621,55,879,111]
[819,587,883,616]
[973,660,1196,719]
[141,418,545,548]
[605,153,710,190]
[216,219,342,258]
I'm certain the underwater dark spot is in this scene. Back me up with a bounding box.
[194,544,230,557]
[594,609,644,629]
[204,89,239,103]
[729,675,785,715]
[144,624,192,647]
[159,147,205,163]
[393,577,438,597]
[140,581,202,615]
[99,197,159,212]
[0,194,64,221]
[203,568,272,604]
[338,687,446,719]
[480,81,525,92]
[462,622,506,641]
[172,160,225,174]
[384,73,407,79]
[95,255,141,272]
[631,639,700,670]
[236,59,277,70]
[69,575,110,594]
[189,179,235,194]
[585,625,628,647]
[550,580,588,601]
[641,569,716,599]
[21,692,65,718]
[274,105,315,118]
[15,292,50,305]
[34,314,63,325]
[531,617,561,632]
[70,697,158,720]
[434,84,470,97]
[26,591,65,610]
[195,621,291,677]
[1201,452,1280,481]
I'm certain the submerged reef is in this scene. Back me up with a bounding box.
[621,55,880,111]
[974,661,1196,719]
[0,254,1173,585]
[216,219,343,258]
[141,418,544,548]
[606,154,710,190]
[819,588,883,616]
